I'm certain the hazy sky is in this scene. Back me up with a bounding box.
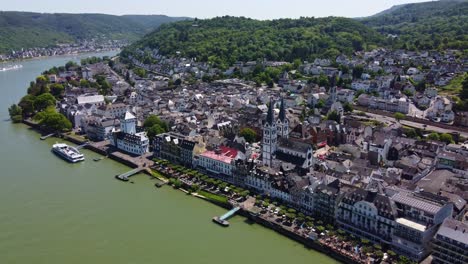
[2,0,431,19]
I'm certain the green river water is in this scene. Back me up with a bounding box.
[0,52,338,264]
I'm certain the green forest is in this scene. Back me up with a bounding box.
[0,12,189,53]
[123,16,384,68]
[362,0,468,50]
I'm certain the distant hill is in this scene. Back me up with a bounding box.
[361,0,468,50]
[122,16,384,67]
[0,12,190,53]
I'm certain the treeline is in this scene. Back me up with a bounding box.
[0,12,190,53]
[362,0,468,51]
[123,16,383,69]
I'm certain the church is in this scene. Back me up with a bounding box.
[262,98,315,171]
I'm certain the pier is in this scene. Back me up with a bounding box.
[213,207,240,227]
[40,133,55,140]
[115,167,146,181]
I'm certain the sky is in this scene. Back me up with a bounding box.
[1,0,432,19]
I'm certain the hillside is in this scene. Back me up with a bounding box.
[0,12,190,53]
[361,0,468,50]
[122,16,384,67]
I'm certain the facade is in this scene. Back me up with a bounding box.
[262,97,314,170]
[390,191,453,262]
[153,132,200,168]
[432,219,468,264]
[313,179,341,222]
[246,166,293,204]
[84,116,120,141]
[194,146,238,182]
[336,188,395,245]
[110,111,149,156]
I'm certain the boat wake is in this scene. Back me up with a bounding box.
[0,64,23,72]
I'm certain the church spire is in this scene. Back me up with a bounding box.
[266,99,274,125]
[279,98,286,122]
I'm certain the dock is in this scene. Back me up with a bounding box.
[213,207,240,227]
[40,133,55,140]
[115,167,146,181]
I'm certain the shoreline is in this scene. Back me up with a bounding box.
[22,120,355,264]
[0,49,121,64]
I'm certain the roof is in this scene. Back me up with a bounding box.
[396,218,426,232]
[391,192,443,215]
[124,111,136,120]
[436,218,468,245]
[278,138,311,153]
[77,95,104,105]
[266,99,274,125]
[278,98,286,122]
[199,146,238,164]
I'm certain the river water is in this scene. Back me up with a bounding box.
[0,52,338,264]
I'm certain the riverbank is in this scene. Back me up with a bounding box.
[20,119,357,264]
[0,49,121,64]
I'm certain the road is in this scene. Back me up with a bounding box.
[357,112,468,138]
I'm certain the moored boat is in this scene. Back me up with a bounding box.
[52,143,85,163]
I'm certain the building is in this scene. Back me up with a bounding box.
[262,98,314,170]
[84,116,120,141]
[390,191,453,262]
[110,111,149,156]
[194,146,239,182]
[153,132,204,168]
[432,219,468,264]
[313,179,342,222]
[336,188,395,245]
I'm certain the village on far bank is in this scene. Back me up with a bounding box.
[9,47,468,264]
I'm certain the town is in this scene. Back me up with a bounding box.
[11,46,468,264]
[0,39,127,62]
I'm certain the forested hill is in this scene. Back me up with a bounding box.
[122,16,384,67]
[0,12,190,53]
[361,0,468,50]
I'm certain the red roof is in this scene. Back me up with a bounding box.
[200,146,238,164]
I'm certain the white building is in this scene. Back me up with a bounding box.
[110,111,149,156]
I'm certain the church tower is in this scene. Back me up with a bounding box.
[121,111,137,135]
[277,98,289,138]
[262,99,277,167]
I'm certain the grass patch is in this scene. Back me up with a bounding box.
[198,190,228,205]
[150,169,168,181]
[439,74,465,96]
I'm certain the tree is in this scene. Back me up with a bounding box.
[327,111,341,123]
[352,65,364,79]
[439,133,454,144]
[394,112,405,122]
[34,93,56,111]
[34,107,71,132]
[147,124,165,138]
[427,132,440,141]
[239,128,257,143]
[19,94,36,116]
[143,115,169,137]
[460,74,468,100]
[50,84,65,99]
[80,79,90,88]
[65,61,78,70]
[343,102,353,112]
[8,104,22,123]
[133,68,147,78]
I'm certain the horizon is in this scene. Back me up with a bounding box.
[1,0,433,20]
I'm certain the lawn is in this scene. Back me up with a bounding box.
[198,190,229,205]
[439,74,465,96]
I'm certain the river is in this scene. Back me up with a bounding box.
[0,52,338,264]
